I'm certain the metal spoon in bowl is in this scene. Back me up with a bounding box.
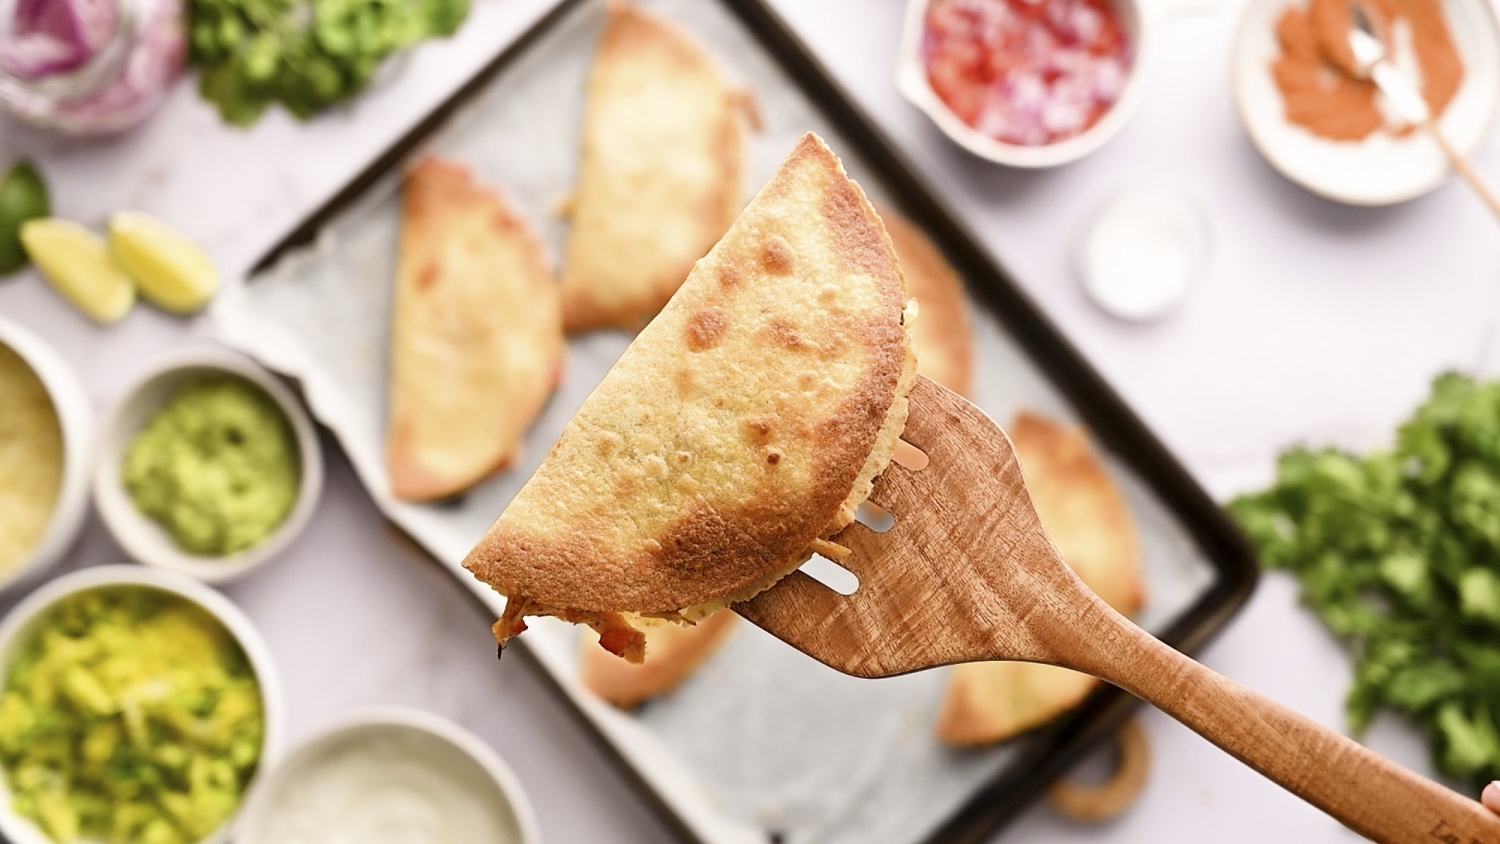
[1347,0,1500,220]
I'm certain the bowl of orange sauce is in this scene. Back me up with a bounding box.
[1231,0,1499,205]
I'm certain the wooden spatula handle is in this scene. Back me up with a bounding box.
[1070,609,1500,843]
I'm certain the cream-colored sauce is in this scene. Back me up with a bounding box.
[0,342,63,573]
[255,730,521,844]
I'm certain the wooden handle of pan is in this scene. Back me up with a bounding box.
[1067,608,1500,844]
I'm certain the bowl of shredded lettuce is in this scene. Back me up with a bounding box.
[0,565,282,844]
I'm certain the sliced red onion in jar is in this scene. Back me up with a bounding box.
[0,0,118,78]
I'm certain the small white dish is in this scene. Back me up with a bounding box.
[94,347,324,584]
[1232,0,1500,205]
[895,0,1153,168]
[0,564,284,844]
[1076,186,1211,321]
[237,707,542,844]
[0,316,93,592]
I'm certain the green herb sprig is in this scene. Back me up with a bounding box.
[187,0,469,126]
[1230,372,1500,791]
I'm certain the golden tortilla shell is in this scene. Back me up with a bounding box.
[881,210,974,397]
[580,610,738,707]
[561,1,746,332]
[386,158,564,502]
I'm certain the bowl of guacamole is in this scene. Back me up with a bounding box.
[93,350,324,584]
[0,565,282,844]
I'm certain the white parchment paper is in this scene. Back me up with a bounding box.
[213,1,1216,841]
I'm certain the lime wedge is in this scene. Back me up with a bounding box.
[107,211,219,314]
[21,219,135,324]
[0,161,50,275]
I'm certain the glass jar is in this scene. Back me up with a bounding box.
[0,0,184,135]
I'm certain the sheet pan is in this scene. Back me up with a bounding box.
[213,1,1258,840]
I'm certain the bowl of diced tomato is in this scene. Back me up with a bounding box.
[897,0,1152,167]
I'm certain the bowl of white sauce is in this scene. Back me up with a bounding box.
[1075,186,1211,321]
[236,708,540,844]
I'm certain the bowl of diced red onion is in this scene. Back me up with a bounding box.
[897,0,1151,168]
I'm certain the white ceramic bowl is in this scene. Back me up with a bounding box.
[0,316,93,593]
[236,707,542,844]
[1232,0,1500,205]
[93,348,324,584]
[895,0,1153,168]
[0,564,284,844]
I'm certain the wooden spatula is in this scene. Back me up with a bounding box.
[739,375,1500,844]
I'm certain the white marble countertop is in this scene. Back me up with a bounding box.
[3,0,1498,840]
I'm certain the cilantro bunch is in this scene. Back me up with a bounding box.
[1230,373,1500,791]
[187,0,469,126]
